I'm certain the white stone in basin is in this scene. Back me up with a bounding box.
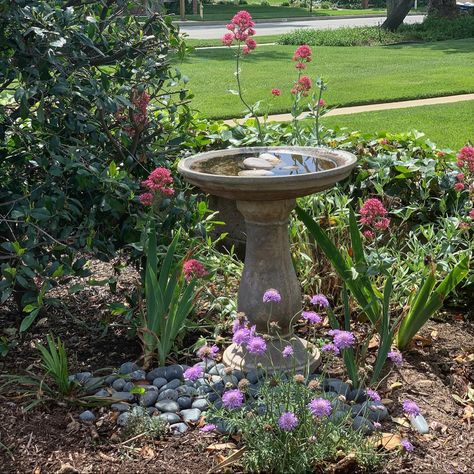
[259,152,281,165]
[243,157,274,170]
[238,169,274,176]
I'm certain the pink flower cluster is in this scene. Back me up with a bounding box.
[454,146,474,192]
[132,91,150,127]
[140,167,174,206]
[359,198,390,238]
[291,75,312,96]
[292,44,312,70]
[222,11,257,54]
[183,259,208,282]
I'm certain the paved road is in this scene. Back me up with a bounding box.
[180,15,425,39]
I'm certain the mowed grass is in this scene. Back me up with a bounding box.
[322,101,474,150]
[178,39,474,119]
[186,5,386,21]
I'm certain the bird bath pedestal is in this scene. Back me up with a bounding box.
[178,146,356,374]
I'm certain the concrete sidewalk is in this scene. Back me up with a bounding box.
[223,94,474,125]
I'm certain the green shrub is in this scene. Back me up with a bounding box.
[282,2,290,6]
[278,16,474,46]
[0,1,196,329]
[261,0,271,5]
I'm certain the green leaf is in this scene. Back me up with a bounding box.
[20,308,40,332]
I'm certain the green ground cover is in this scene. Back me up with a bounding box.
[321,101,474,150]
[178,39,474,119]
[185,5,386,21]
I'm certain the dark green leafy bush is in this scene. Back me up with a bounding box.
[0,1,194,328]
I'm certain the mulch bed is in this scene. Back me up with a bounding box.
[0,262,473,473]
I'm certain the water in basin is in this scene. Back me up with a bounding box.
[191,151,337,177]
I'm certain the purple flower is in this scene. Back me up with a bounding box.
[222,389,244,409]
[278,412,299,431]
[308,398,332,418]
[321,343,340,355]
[282,345,294,358]
[196,344,219,361]
[302,311,322,324]
[200,423,217,432]
[263,289,281,303]
[402,400,420,418]
[247,336,267,355]
[387,350,403,365]
[310,294,329,308]
[233,328,251,345]
[328,329,355,350]
[366,389,381,402]
[183,365,204,382]
[373,421,382,430]
[401,438,414,452]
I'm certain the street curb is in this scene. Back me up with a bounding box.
[174,12,422,26]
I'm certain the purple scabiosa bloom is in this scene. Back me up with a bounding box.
[401,438,414,452]
[222,389,244,409]
[263,288,281,303]
[321,343,340,355]
[196,344,219,361]
[278,412,299,431]
[373,421,382,430]
[366,389,381,402]
[387,350,403,365]
[233,327,251,346]
[282,345,294,358]
[247,336,267,355]
[328,329,355,350]
[302,311,322,324]
[310,294,329,308]
[308,398,332,418]
[402,400,420,418]
[200,423,217,432]
[183,364,204,382]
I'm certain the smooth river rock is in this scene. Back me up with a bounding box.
[243,157,274,170]
[259,152,281,165]
[238,169,274,177]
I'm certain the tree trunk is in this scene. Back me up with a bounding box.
[382,0,414,30]
[428,0,457,17]
[387,0,398,16]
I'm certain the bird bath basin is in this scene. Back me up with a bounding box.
[178,146,357,373]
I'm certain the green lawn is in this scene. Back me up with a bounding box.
[322,101,474,150]
[185,35,281,47]
[178,39,474,119]
[185,5,386,21]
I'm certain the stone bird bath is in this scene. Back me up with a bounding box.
[178,146,357,373]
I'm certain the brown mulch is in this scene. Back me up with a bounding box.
[0,262,473,474]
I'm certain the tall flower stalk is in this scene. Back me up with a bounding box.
[222,11,263,144]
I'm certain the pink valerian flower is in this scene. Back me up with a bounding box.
[282,345,294,358]
[318,99,326,107]
[226,23,235,31]
[457,172,465,182]
[263,289,281,303]
[387,350,403,365]
[401,438,415,452]
[278,412,299,431]
[457,145,474,173]
[242,45,250,55]
[222,389,244,409]
[231,10,255,29]
[183,259,208,282]
[379,138,389,145]
[328,329,355,350]
[359,198,390,233]
[196,344,219,361]
[245,38,257,50]
[247,336,267,355]
[295,62,306,70]
[454,182,465,192]
[469,209,474,219]
[402,400,421,418]
[139,192,154,206]
[308,398,331,418]
[292,44,312,62]
[310,294,329,308]
[363,230,375,240]
[271,88,281,96]
[291,75,312,96]
[302,311,322,324]
[184,365,204,381]
[321,343,340,355]
[132,91,150,126]
[222,32,235,46]
[366,389,381,402]
[142,167,174,196]
[200,423,217,432]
